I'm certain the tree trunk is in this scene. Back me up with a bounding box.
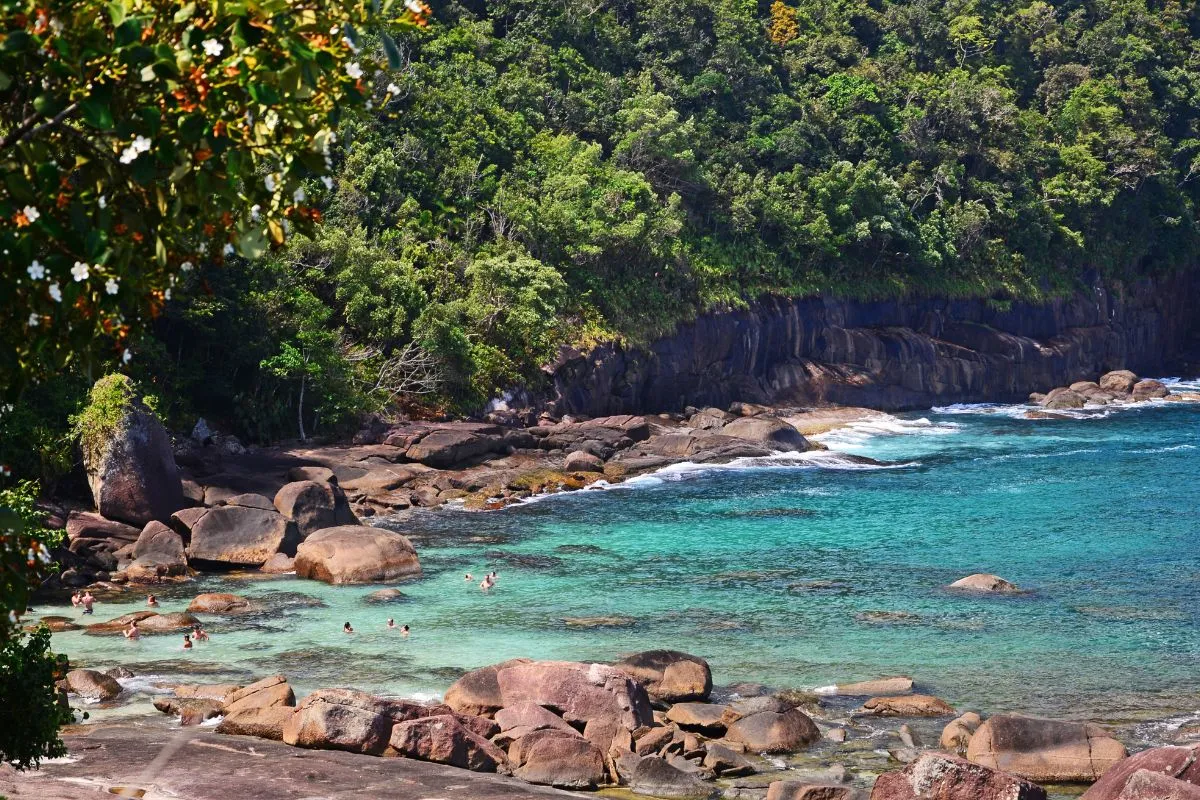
[297,375,307,442]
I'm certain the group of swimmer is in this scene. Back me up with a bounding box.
[116,594,208,650]
[69,590,96,614]
[464,570,499,591]
[343,619,411,635]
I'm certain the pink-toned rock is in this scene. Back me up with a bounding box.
[494,660,653,731]
[835,676,914,696]
[260,552,295,573]
[293,526,421,584]
[967,714,1127,783]
[495,702,577,736]
[863,695,956,717]
[388,714,507,772]
[444,659,531,717]
[282,688,395,754]
[187,592,253,614]
[666,702,730,733]
[513,730,606,788]
[222,675,295,714]
[1099,370,1138,395]
[1113,771,1200,800]
[1081,743,1200,800]
[948,574,1021,593]
[66,669,122,701]
[871,752,1046,800]
[612,650,713,703]
[941,712,983,756]
[183,505,294,567]
[217,706,294,740]
[273,480,357,540]
[1132,379,1170,401]
[768,782,857,800]
[725,709,821,753]
[130,521,188,575]
[66,511,141,543]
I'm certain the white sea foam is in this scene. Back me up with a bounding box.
[116,674,174,696]
[981,447,1102,463]
[812,412,960,450]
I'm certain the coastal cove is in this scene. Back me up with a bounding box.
[41,388,1200,748]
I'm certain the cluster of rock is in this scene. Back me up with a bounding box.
[1032,370,1170,410]
[66,636,1200,800]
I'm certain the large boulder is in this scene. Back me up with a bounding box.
[564,450,605,473]
[871,752,1046,800]
[1099,370,1138,395]
[131,521,188,575]
[405,429,503,469]
[187,592,253,614]
[83,610,157,635]
[273,480,357,540]
[182,506,295,567]
[948,574,1021,593]
[613,650,713,703]
[444,659,530,717]
[388,714,507,772]
[1108,771,1200,799]
[1042,388,1086,410]
[79,376,183,526]
[493,660,654,731]
[293,526,421,584]
[1081,744,1200,800]
[629,755,716,799]
[512,729,606,788]
[721,417,811,452]
[282,689,401,754]
[495,702,578,738]
[66,668,122,701]
[137,612,201,633]
[862,695,956,717]
[666,702,730,734]
[1132,379,1170,401]
[941,712,983,756]
[966,714,1127,783]
[725,709,821,753]
[66,511,141,544]
[768,782,858,800]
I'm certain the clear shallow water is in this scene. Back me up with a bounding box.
[45,384,1200,733]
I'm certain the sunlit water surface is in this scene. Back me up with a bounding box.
[46,381,1200,747]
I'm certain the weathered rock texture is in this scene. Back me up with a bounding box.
[83,398,183,526]
[966,714,1128,783]
[546,276,1199,416]
[871,752,1047,800]
[293,526,421,584]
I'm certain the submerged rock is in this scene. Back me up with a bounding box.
[187,592,253,614]
[949,573,1021,593]
[834,676,913,696]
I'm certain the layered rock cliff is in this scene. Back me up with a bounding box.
[546,273,1200,416]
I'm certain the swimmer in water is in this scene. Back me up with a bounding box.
[387,618,396,629]
[192,624,209,642]
[146,594,159,607]
[400,624,410,637]
[81,591,95,615]
[464,573,473,581]
[182,633,192,649]
[479,575,493,591]
[70,592,81,608]
[123,620,140,640]
[343,621,354,634]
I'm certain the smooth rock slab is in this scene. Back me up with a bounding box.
[629,755,716,799]
[512,730,605,788]
[862,695,955,717]
[184,505,295,567]
[966,714,1127,783]
[494,660,653,731]
[666,702,730,733]
[187,592,253,614]
[871,752,1046,800]
[768,782,859,800]
[66,668,122,701]
[834,676,914,696]
[217,705,295,741]
[948,573,1021,593]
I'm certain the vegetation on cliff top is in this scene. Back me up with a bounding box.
[143,0,1200,432]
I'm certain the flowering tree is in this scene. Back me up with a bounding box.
[0,0,429,400]
[0,0,429,767]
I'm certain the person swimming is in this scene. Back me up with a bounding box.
[343,621,354,634]
[464,573,473,581]
[146,594,159,607]
[400,624,410,637]
[123,620,140,640]
[182,633,192,649]
[192,624,209,642]
[81,591,95,614]
[70,592,81,608]
[479,575,493,591]
[387,618,396,629]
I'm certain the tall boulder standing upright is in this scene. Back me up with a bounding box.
[77,375,183,526]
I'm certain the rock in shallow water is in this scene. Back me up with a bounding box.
[293,526,421,584]
[871,752,1046,800]
[862,695,955,717]
[724,708,821,753]
[966,714,1127,783]
[66,668,122,702]
[949,573,1022,593]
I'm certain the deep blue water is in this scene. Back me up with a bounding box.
[47,385,1200,732]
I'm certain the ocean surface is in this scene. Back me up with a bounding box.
[44,382,1200,744]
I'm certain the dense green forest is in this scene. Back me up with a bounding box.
[9,0,1200,470]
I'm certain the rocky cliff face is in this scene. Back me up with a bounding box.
[546,274,1200,416]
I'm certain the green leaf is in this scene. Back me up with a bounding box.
[0,71,10,91]
[381,33,402,69]
[173,2,196,23]
[237,227,267,259]
[155,236,167,266]
[80,98,115,130]
[107,0,127,26]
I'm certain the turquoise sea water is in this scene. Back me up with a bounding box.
[44,383,1200,740]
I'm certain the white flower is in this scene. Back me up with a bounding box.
[197,241,208,254]
[180,261,194,272]
[119,135,151,164]
[329,25,339,34]
[250,204,261,221]
[27,312,39,327]
[223,243,235,256]
[202,38,224,57]
[71,261,90,281]
[342,36,360,54]
[164,288,172,301]
[122,349,132,364]
[345,62,363,80]
[105,277,119,295]
[386,82,401,95]
[321,176,334,190]
[405,0,424,12]
[49,16,63,33]
[98,195,107,209]
[48,282,62,302]
[293,187,306,203]
[26,260,45,280]
[264,174,278,192]
[264,110,280,131]
[22,205,40,222]
[365,99,373,111]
